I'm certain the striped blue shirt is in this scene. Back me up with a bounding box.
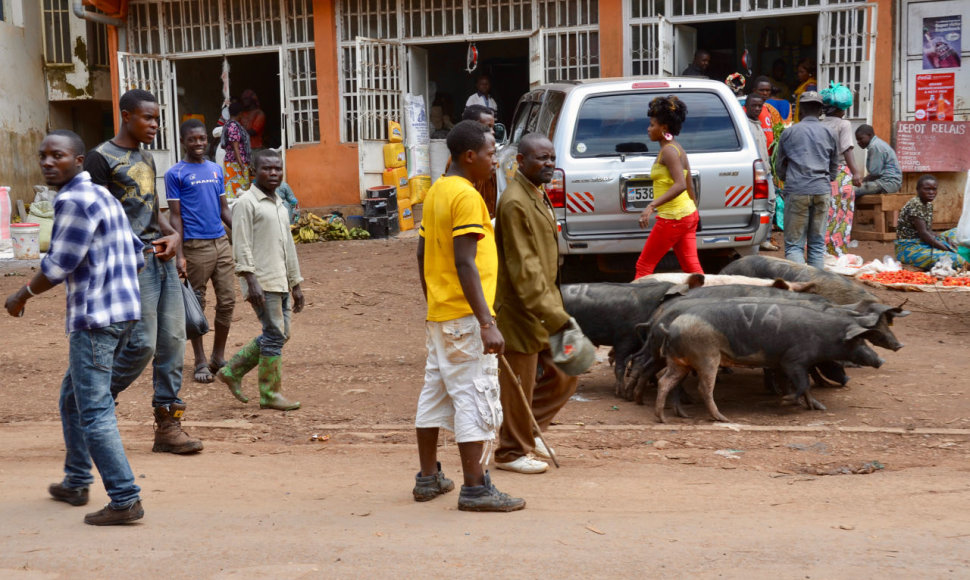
[41,171,145,333]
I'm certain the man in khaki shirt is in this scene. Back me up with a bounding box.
[493,134,576,474]
[217,150,305,411]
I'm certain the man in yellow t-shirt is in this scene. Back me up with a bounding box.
[413,120,525,513]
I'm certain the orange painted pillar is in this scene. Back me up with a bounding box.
[871,0,893,139]
[599,0,624,78]
[109,26,120,133]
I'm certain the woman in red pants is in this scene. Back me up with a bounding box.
[634,95,704,279]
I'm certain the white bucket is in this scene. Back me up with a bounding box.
[11,222,41,260]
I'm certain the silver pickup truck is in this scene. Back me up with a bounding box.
[496,77,772,275]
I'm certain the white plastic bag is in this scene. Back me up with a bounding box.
[853,255,903,277]
[956,170,970,246]
[404,93,431,178]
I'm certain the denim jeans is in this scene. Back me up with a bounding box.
[60,322,141,508]
[110,254,186,407]
[252,291,291,357]
[784,193,830,269]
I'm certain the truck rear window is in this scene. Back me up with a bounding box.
[570,91,741,158]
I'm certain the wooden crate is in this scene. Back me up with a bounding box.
[853,193,911,241]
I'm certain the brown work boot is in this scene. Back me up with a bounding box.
[152,404,204,454]
[84,500,144,526]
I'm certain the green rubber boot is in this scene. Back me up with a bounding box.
[258,355,300,411]
[217,338,260,403]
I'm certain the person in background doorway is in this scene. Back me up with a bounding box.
[751,76,791,126]
[792,59,818,122]
[5,130,145,526]
[770,59,792,100]
[239,89,266,149]
[775,91,838,269]
[634,96,703,278]
[820,83,863,257]
[744,95,779,251]
[85,89,203,455]
[165,119,235,385]
[413,120,524,512]
[222,101,252,201]
[493,133,582,474]
[218,150,305,411]
[681,50,712,78]
[276,181,300,224]
[895,174,968,270]
[465,75,498,116]
[430,93,455,139]
[854,125,902,197]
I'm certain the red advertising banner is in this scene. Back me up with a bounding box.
[914,73,955,122]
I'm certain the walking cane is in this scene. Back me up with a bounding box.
[498,354,560,468]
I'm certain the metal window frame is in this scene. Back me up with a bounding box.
[124,0,320,146]
[335,0,602,143]
[42,0,73,66]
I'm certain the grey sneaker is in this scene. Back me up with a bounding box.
[49,482,89,506]
[458,472,526,512]
[413,461,455,502]
[84,500,144,526]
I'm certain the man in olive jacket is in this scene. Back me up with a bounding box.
[493,133,576,474]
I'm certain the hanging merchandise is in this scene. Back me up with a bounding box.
[725,72,746,96]
[465,43,478,73]
[742,50,752,77]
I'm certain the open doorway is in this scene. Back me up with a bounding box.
[685,14,818,97]
[420,37,530,133]
[174,52,282,151]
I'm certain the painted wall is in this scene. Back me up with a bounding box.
[288,0,359,209]
[0,0,48,206]
[46,16,112,102]
[599,0,624,78]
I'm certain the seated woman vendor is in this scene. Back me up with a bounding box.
[895,174,968,270]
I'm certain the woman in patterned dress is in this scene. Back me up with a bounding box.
[895,175,968,270]
[820,84,863,257]
[222,101,251,200]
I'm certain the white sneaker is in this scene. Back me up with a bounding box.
[533,437,554,460]
[495,455,548,474]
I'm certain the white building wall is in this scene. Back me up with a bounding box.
[0,0,48,206]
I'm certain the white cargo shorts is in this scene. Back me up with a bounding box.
[415,314,503,443]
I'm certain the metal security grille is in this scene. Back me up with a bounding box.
[335,0,603,142]
[630,22,660,76]
[339,0,397,42]
[87,18,110,67]
[340,45,358,142]
[287,47,320,142]
[42,0,72,65]
[631,0,663,18]
[403,0,462,37]
[286,0,313,43]
[818,3,876,123]
[163,0,220,53]
[537,0,598,27]
[223,0,283,49]
[469,0,532,35]
[128,2,163,55]
[671,0,743,17]
[125,0,319,145]
[118,54,173,152]
[355,38,403,142]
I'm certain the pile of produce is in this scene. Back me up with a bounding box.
[859,271,937,285]
[292,211,370,243]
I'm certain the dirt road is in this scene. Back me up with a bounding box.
[2,236,970,577]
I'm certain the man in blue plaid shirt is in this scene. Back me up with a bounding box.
[5,131,146,526]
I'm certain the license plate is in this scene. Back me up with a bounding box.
[624,183,654,210]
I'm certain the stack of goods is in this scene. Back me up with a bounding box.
[404,95,432,205]
[379,120,416,234]
[292,211,369,244]
[363,185,400,239]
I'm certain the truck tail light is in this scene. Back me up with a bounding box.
[547,168,566,208]
[753,160,769,200]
